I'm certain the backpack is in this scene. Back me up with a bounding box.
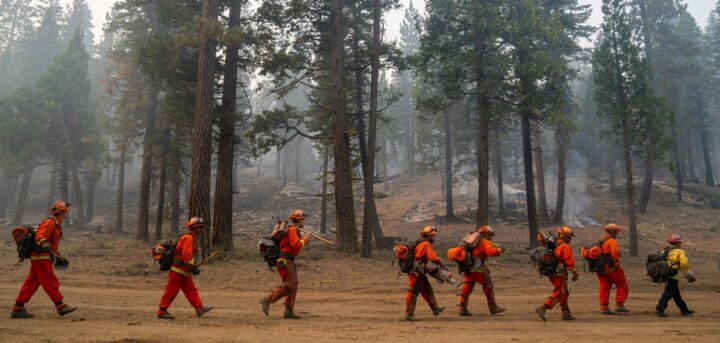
[448,244,475,274]
[258,222,288,268]
[646,247,678,283]
[12,226,38,260]
[530,233,558,276]
[393,239,424,274]
[581,238,612,273]
[155,234,190,271]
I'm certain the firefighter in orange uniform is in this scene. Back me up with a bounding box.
[597,223,630,314]
[157,217,213,319]
[405,226,445,321]
[261,209,310,319]
[459,226,506,316]
[11,200,77,319]
[536,226,578,321]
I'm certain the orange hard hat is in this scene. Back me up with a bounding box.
[420,226,439,237]
[478,226,495,236]
[604,223,621,232]
[50,199,71,215]
[186,216,207,229]
[556,226,575,238]
[288,209,307,221]
[666,233,682,245]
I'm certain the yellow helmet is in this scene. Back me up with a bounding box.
[420,226,439,237]
[288,209,307,221]
[556,226,575,238]
[186,216,207,229]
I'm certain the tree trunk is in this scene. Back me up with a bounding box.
[170,161,181,237]
[60,159,69,200]
[518,49,539,246]
[533,119,548,221]
[638,158,653,214]
[383,140,389,191]
[700,124,716,187]
[68,156,86,230]
[12,168,33,225]
[294,140,301,183]
[473,19,489,227]
[495,131,505,219]
[282,147,288,187]
[672,126,683,202]
[621,120,638,257]
[190,0,219,258]
[320,143,329,235]
[137,84,160,240]
[155,158,167,241]
[684,138,697,183]
[444,110,455,219]
[330,0,358,252]
[115,145,126,234]
[212,0,240,253]
[554,130,567,224]
[85,169,97,224]
[47,167,57,209]
[0,172,11,221]
[256,157,262,178]
[275,147,281,180]
[609,142,617,193]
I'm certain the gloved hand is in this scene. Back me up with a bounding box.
[40,241,52,252]
[571,271,579,282]
[192,265,200,276]
[54,257,70,270]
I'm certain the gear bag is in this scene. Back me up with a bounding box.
[393,239,424,274]
[530,233,558,276]
[581,238,612,273]
[448,244,475,274]
[646,247,678,283]
[12,226,38,260]
[258,221,288,268]
[153,234,190,271]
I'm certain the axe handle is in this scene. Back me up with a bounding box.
[198,251,220,267]
[299,229,336,246]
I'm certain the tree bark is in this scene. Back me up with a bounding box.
[473,16,489,227]
[60,159,69,200]
[700,123,716,187]
[622,120,638,256]
[518,47,539,245]
[330,0,358,252]
[495,131,505,219]
[320,143,329,235]
[354,27,372,258]
[85,168,97,224]
[137,84,159,239]
[212,0,240,253]
[444,110,455,219]
[190,0,219,258]
[638,158,653,214]
[609,142,617,193]
[0,172,11,220]
[115,145,126,234]
[672,125,683,202]
[170,161,181,237]
[637,0,656,214]
[12,168,33,225]
[533,119,548,220]
[294,140,301,183]
[154,158,167,241]
[554,130,567,224]
[47,166,57,209]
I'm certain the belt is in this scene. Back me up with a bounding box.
[279,252,295,261]
[30,255,52,261]
[170,266,190,277]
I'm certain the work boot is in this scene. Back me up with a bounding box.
[615,305,630,314]
[459,308,473,317]
[535,306,547,322]
[158,312,176,320]
[260,298,270,317]
[600,309,615,315]
[10,308,34,319]
[57,305,77,316]
[283,305,302,319]
[404,314,414,322]
[562,311,575,321]
[196,306,213,317]
[654,309,668,317]
[490,306,506,315]
[681,310,695,317]
[432,306,445,316]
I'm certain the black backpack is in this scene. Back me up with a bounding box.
[530,234,558,276]
[258,237,281,267]
[158,234,191,271]
[646,247,678,283]
[12,225,38,260]
[457,244,475,274]
[395,239,425,274]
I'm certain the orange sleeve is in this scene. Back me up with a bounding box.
[604,239,621,267]
[480,239,502,257]
[177,235,195,265]
[414,242,441,264]
[560,244,576,272]
[287,226,308,252]
[35,218,59,253]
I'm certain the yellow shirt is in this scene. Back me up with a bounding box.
[665,247,689,280]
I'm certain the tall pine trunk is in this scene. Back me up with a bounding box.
[608,142,617,193]
[0,172,11,221]
[519,50,539,246]
[12,168,33,225]
[638,159,653,214]
[700,124,716,187]
[137,84,159,239]
[170,161,181,237]
[85,169,97,224]
[444,110,455,219]
[533,119,548,220]
[495,131,505,219]
[212,0,240,253]
[554,130,567,224]
[190,0,219,258]
[473,17,489,227]
[672,125,683,202]
[60,159,69,200]
[320,143,329,234]
[115,145,126,234]
[47,167,57,209]
[330,0,358,252]
[621,120,638,256]
[637,0,656,214]
[155,159,167,241]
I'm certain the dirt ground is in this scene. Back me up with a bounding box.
[1,173,719,342]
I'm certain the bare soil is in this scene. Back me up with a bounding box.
[1,173,719,342]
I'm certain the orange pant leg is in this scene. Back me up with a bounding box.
[180,276,203,310]
[598,269,628,310]
[268,260,298,306]
[159,271,183,310]
[16,260,63,307]
[16,262,41,306]
[544,275,568,309]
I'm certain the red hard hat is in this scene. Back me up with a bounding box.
[604,223,621,232]
[666,233,682,245]
[556,226,575,238]
[288,209,307,221]
[50,199,71,215]
[186,216,207,229]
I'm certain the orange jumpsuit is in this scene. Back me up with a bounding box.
[158,232,204,314]
[543,238,576,311]
[267,224,308,310]
[460,239,502,312]
[15,217,68,312]
[405,240,443,316]
[597,234,628,310]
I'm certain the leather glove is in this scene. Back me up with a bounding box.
[40,241,52,252]
[571,271,579,282]
[192,266,200,276]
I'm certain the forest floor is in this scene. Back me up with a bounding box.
[0,172,719,342]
